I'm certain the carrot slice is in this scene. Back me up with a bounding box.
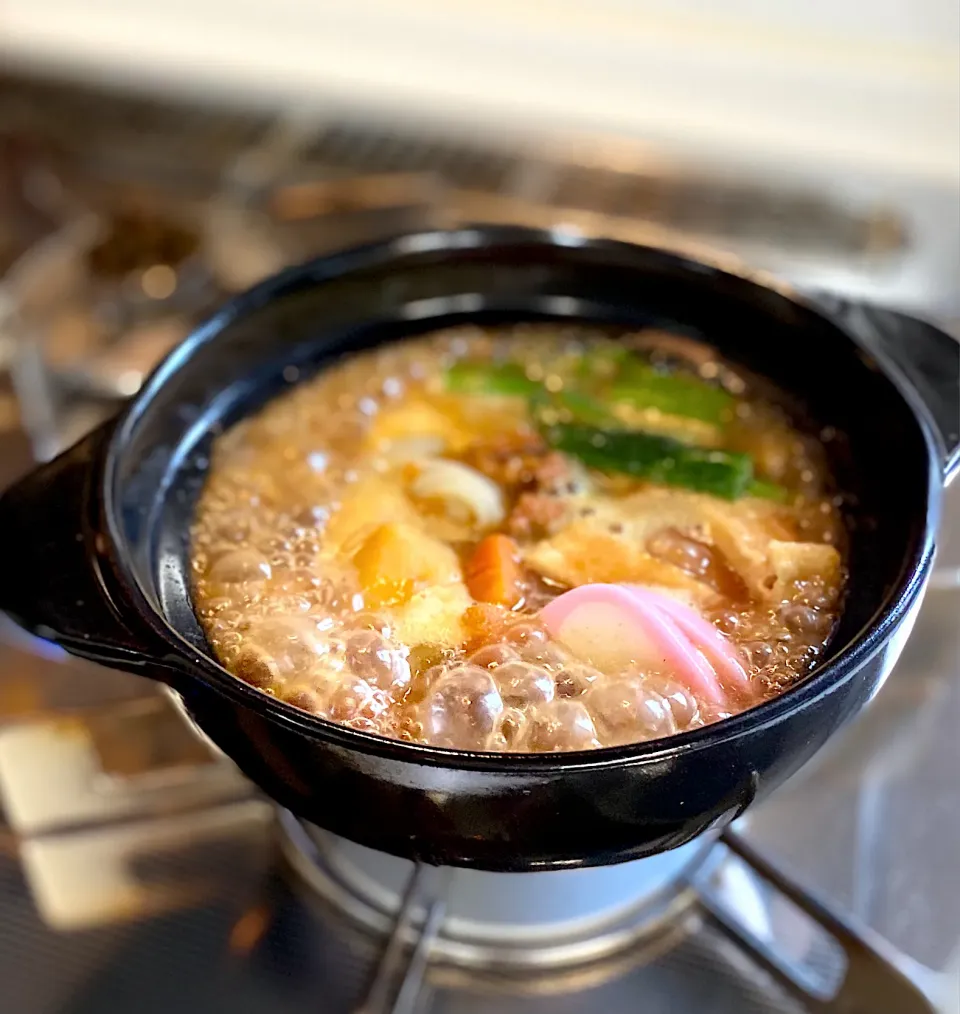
[465,534,524,608]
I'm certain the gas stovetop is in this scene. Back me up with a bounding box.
[0,72,958,1014]
[1,614,958,1014]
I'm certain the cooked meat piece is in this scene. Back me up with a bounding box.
[460,436,585,495]
[460,434,553,492]
[463,435,590,542]
[507,491,571,540]
[530,451,579,493]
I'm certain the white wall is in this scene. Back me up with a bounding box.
[2,0,957,182]
[605,0,959,48]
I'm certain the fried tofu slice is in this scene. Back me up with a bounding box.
[367,398,473,456]
[524,520,719,605]
[324,474,424,556]
[767,540,842,605]
[352,522,462,607]
[392,582,473,649]
[523,486,832,606]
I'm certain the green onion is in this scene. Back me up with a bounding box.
[575,344,631,380]
[530,388,616,428]
[445,361,541,397]
[745,478,790,502]
[447,354,734,427]
[544,423,755,499]
[610,363,734,424]
[445,355,762,499]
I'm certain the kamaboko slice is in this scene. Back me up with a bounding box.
[539,584,727,706]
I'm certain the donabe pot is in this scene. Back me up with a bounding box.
[1,227,957,871]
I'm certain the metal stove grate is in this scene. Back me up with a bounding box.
[302,124,521,193]
[292,121,905,261]
[2,71,903,259]
[0,72,274,196]
[428,920,809,1014]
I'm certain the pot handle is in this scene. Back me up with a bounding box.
[0,421,159,671]
[819,298,960,486]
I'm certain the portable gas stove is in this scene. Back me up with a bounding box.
[0,72,958,1014]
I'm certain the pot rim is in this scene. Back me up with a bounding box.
[100,224,942,773]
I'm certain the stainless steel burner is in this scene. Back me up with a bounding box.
[278,809,712,972]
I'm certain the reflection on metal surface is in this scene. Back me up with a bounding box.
[278,811,945,1014]
[227,902,273,956]
[0,619,151,718]
[267,173,444,221]
[0,696,253,835]
[19,799,272,930]
[87,698,219,785]
[698,833,941,1014]
[355,862,449,1014]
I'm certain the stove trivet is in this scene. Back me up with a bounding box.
[279,811,943,1014]
[278,809,710,972]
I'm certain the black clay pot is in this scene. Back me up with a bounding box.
[1,227,957,871]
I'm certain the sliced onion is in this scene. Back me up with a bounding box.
[409,459,505,528]
[539,584,726,705]
[377,435,446,464]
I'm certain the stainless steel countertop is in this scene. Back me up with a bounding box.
[748,481,960,978]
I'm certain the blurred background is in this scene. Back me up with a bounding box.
[0,6,958,1013]
[0,0,958,454]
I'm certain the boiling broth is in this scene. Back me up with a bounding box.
[191,325,845,752]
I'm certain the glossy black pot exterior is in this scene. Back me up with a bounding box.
[1,227,957,871]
